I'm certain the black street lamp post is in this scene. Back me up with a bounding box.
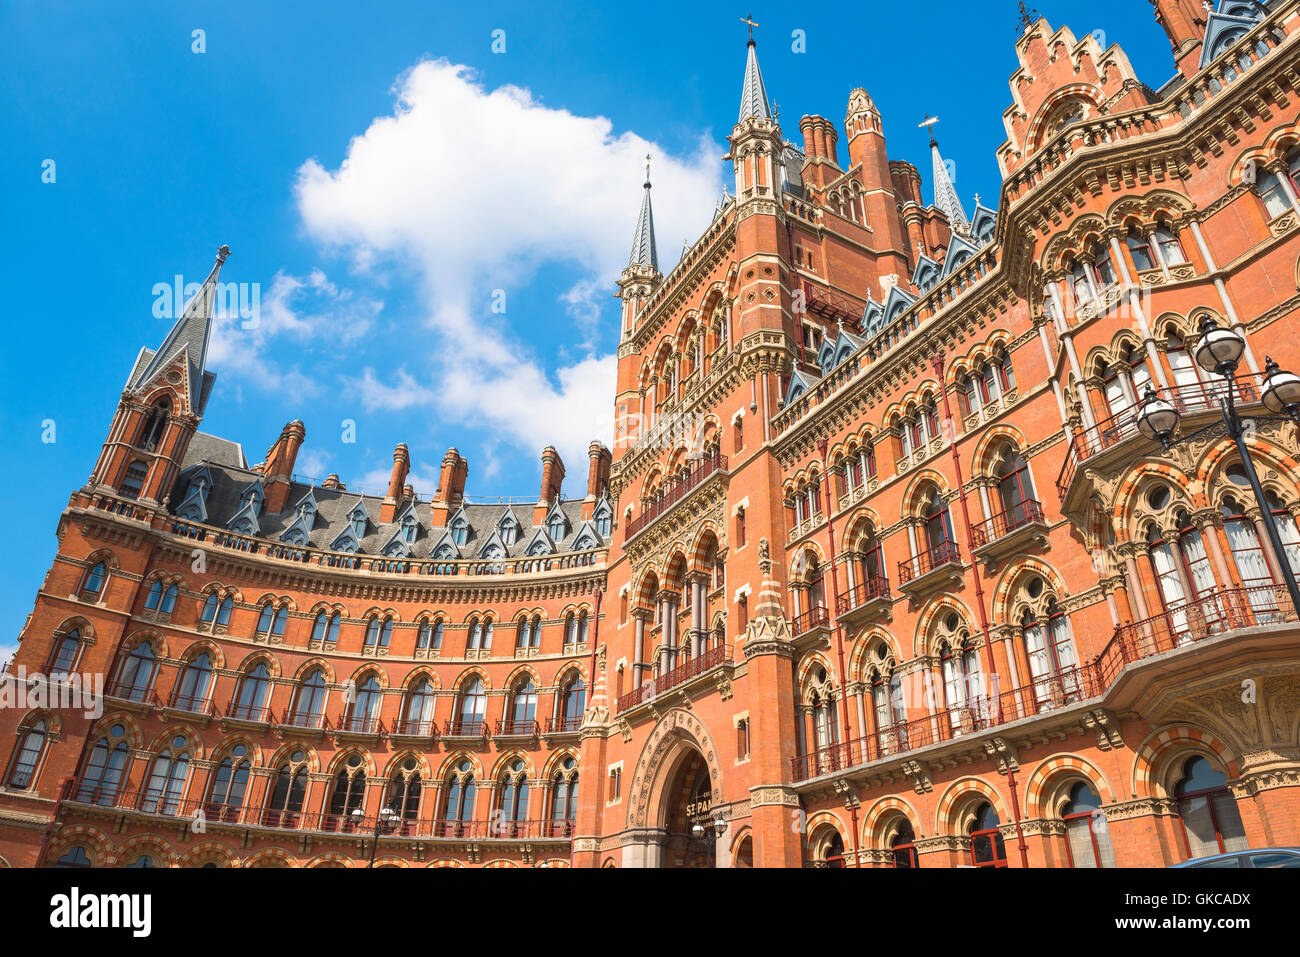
[353,805,398,868]
[1136,315,1300,613]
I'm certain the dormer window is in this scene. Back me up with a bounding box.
[499,515,519,546]
[450,516,469,546]
[348,505,367,539]
[401,513,417,544]
[547,511,566,541]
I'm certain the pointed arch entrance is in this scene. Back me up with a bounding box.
[624,708,725,868]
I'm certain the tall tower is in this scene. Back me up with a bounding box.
[87,245,227,508]
[844,88,911,280]
[1149,0,1210,75]
[614,160,663,457]
[927,126,971,237]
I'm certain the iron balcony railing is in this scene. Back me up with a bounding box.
[224,700,271,723]
[898,540,961,585]
[546,715,583,734]
[791,585,1297,782]
[391,717,438,738]
[443,717,489,738]
[790,604,831,638]
[59,782,576,841]
[625,450,727,539]
[971,499,1046,549]
[335,713,385,735]
[835,576,891,616]
[616,643,729,713]
[280,708,329,731]
[495,719,540,737]
[1056,375,1261,498]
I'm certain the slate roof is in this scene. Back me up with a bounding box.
[171,440,606,559]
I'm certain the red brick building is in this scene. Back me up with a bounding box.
[4,1,1300,868]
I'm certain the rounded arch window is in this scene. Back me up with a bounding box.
[1173,755,1248,859]
[969,802,1007,868]
[1061,781,1115,868]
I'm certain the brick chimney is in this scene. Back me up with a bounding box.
[583,441,612,518]
[534,446,565,526]
[430,447,468,526]
[260,420,306,513]
[380,443,410,523]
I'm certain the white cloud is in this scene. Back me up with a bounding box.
[207,268,383,396]
[293,58,723,469]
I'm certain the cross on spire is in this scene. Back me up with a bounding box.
[643,153,652,187]
[740,13,759,43]
[919,113,940,148]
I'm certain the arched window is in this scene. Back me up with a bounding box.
[994,446,1035,527]
[1097,360,1127,420]
[207,744,251,821]
[264,751,308,827]
[1021,599,1080,708]
[1221,489,1272,592]
[515,618,532,649]
[80,561,108,596]
[498,758,530,828]
[328,755,368,827]
[233,662,271,721]
[871,670,906,737]
[550,756,579,831]
[6,718,48,789]
[923,489,955,552]
[1153,224,1187,266]
[126,855,155,868]
[1146,522,1190,635]
[450,516,469,546]
[1125,228,1155,272]
[48,628,82,674]
[78,724,131,805]
[1257,149,1299,219]
[364,616,393,650]
[137,398,171,452]
[970,802,1007,868]
[1174,755,1248,858]
[890,820,919,868]
[443,759,477,834]
[402,677,435,734]
[1062,782,1116,868]
[119,460,148,499]
[1265,490,1300,577]
[54,847,92,868]
[822,832,846,869]
[144,580,178,614]
[311,611,341,645]
[560,675,586,732]
[457,677,487,733]
[547,511,566,540]
[142,735,191,814]
[256,603,287,638]
[938,627,984,730]
[508,677,537,730]
[293,668,328,727]
[1166,327,1204,402]
[810,668,838,756]
[577,610,589,644]
[173,652,214,712]
[388,759,422,826]
[346,674,383,732]
[114,642,157,702]
[417,618,443,651]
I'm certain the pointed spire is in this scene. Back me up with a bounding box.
[738,36,773,123]
[628,155,659,271]
[129,244,229,413]
[927,129,971,237]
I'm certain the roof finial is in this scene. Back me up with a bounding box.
[919,113,940,148]
[740,13,759,44]
[216,243,231,265]
[1016,1,1039,36]
[643,153,652,188]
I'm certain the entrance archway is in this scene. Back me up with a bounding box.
[659,750,715,868]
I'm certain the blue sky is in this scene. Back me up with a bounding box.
[0,1,1175,657]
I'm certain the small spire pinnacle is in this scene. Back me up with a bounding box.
[628,159,659,272]
[738,27,773,122]
[922,117,971,236]
[1016,1,1040,36]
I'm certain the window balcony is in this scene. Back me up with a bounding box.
[616,643,730,714]
[442,717,490,742]
[835,576,891,627]
[390,717,439,741]
[162,692,215,720]
[545,715,583,735]
[897,540,963,595]
[495,718,540,740]
[220,700,272,729]
[790,585,1300,784]
[58,781,577,843]
[790,604,831,642]
[279,709,329,736]
[334,713,384,741]
[1055,375,1260,512]
[970,499,1049,566]
[625,450,728,540]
